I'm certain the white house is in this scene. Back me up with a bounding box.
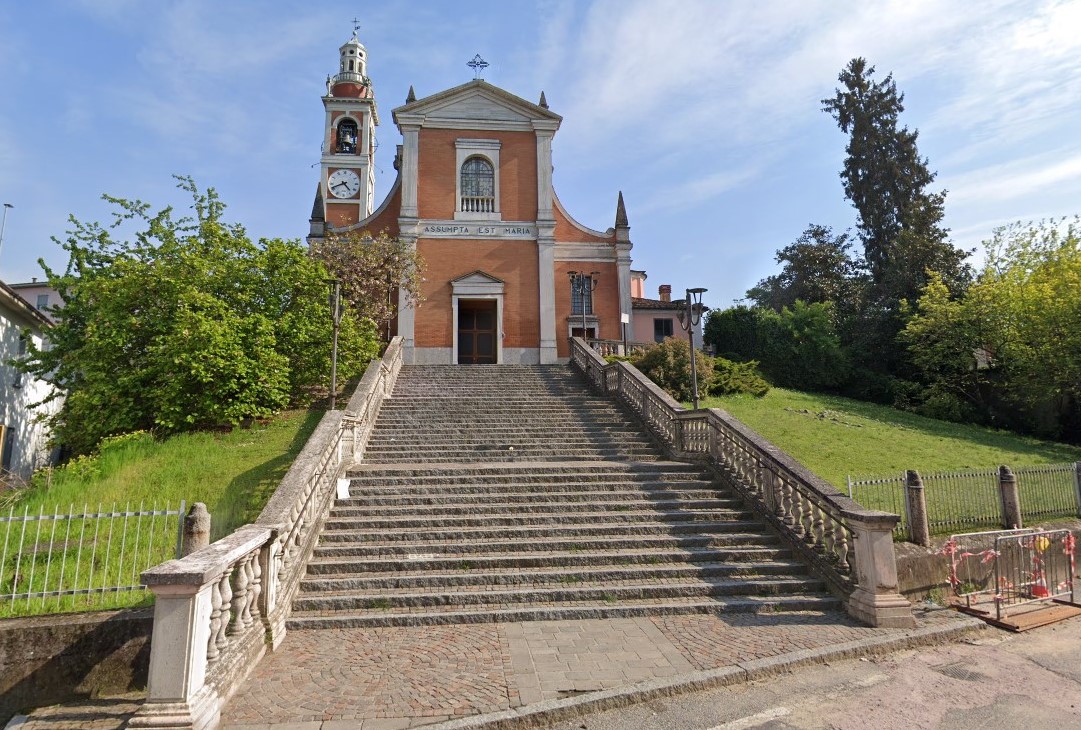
[0,280,61,482]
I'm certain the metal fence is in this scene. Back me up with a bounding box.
[0,501,185,617]
[848,462,1081,539]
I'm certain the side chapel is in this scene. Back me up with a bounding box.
[308,31,689,364]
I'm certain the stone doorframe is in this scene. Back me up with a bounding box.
[451,271,505,365]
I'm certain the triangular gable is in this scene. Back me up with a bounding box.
[451,270,504,286]
[452,270,505,297]
[393,80,562,125]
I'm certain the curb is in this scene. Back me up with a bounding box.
[426,611,985,730]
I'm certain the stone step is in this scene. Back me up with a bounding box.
[346,460,704,478]
[322,509,755,531]
[331,495,742,514]
[286,594,841,629]
[299,560,809,592]
[317,520,773,544]
[305,546,795,574]
[344,484,718,501]
[360,446,662,458]
[361,453,665,464]
[366,433,656,445]
[292,576,828,613]
[311,532,781,559]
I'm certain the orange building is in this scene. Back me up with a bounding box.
[309,32,635,365]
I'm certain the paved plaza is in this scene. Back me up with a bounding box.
[218,606,974,729]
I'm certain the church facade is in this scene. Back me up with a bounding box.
[308,32,638,365]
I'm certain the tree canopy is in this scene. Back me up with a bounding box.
[19,178,379,454]
[821,57,970,305]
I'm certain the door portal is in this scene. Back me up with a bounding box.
[458,299,498,364]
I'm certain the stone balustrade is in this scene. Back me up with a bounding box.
[129,337,405,730]
[569,336,915,629]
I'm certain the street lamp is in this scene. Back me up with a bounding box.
[568,270,599,340]
[0,203,12,266]
[677,287,708,409]
[326,279,343,410]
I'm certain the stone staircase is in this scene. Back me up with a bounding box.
[287,365,839,628]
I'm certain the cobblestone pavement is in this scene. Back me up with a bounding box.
[218,607,972,729]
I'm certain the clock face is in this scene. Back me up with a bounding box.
[328,169,361,199]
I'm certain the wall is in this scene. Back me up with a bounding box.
[554,261,619,357]
[417,128,538,221]
[0,306,61,481]
[415,239,540,350]
[0,609,152,723]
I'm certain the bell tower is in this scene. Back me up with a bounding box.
[315,25,379,231]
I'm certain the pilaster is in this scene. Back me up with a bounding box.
[399,120,421,218]
[537,221,557,363]
[397,228,418,363]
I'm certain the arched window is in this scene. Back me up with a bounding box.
[460,156,495,212]
[336,118,358,153]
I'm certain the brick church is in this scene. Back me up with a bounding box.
[308,30,693,364]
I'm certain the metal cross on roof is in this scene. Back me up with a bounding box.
[467,54,489,79]
[351,17,361,35]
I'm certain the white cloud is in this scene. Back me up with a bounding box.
[947,147,1081,204]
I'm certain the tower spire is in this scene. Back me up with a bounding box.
[615,191,628,228]
[406,85,416,103]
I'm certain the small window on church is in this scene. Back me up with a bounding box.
[336,119,358,153]
[461,157,495,213]
[571,278,594,316]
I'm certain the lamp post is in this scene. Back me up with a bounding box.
[0,203,12,265]
[568,270,599,340]
[326,279,342,410]
[677,287,708,409]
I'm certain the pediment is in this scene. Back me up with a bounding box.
[452,270,504,286]
[452,270,505,296]
[394,80,562,127]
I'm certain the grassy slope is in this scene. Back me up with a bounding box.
[1,410,321,617]
[703,389,1081,488]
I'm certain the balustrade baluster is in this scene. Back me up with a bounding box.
[781,479,797,530]
[207,579,223,663]
[835,526,851,573]
[250,550,262,618]
[812,505,826,548]
[216,569,233,650]
[230,559,249,632]
[801,497,815,543]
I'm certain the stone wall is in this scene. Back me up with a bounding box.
[0,608,152,723]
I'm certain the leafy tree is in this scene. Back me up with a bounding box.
[310,230,424,341]
[746,224,863,312]
[821,58,970,306]
[18,178,378,454]
[704,305,762,362]
[903,218,1081,439]
[630,337,713,404]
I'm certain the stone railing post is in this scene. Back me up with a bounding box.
[1073,462,1081,519]
[182,503,211,557]
[844,512,916,628]
[128,580,217,730]
[998,464,1022,529]
[905,470,931,547]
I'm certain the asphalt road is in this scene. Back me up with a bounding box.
[549,615,1081,730]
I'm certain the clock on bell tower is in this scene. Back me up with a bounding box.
[316,25,379,230]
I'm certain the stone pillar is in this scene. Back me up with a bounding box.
[128,581,218,730]
[616,242,632,343]
[1073,462,1081,519]
[182,503,211,557]
[396,230,417,364]
[905,470,931,548]
[999,464,1022,529]
[399,123,421,218]
[844,512,917,628]
[537,232,557,363]
[534,127,555,220]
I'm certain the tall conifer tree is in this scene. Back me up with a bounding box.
[822,58,969,307]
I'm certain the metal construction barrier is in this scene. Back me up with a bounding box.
[943,528,1077,622]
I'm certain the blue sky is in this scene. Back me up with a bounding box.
[2,1,1080,310]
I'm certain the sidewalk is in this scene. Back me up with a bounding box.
[218,606,976,729]
[3,607,979,730]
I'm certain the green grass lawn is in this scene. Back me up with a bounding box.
[0,409,322,618]
[703,388,1081,488]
